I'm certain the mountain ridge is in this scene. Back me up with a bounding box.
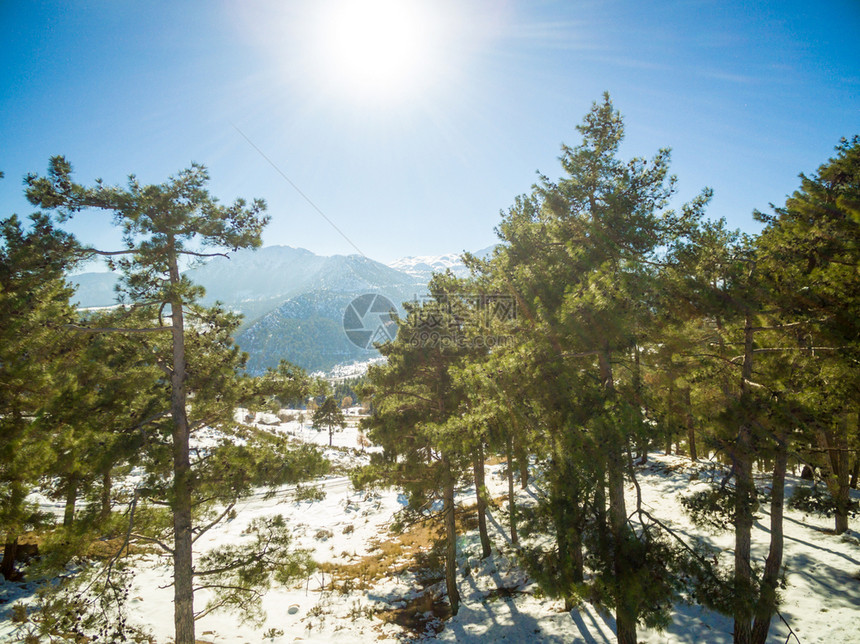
[67,244,497,373]
[69,245,500,373]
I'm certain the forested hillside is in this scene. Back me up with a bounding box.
[69,245,427,372]
[236,287,416,374]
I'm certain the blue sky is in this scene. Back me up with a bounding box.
[1,0,858,265]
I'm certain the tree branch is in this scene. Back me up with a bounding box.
[563,350,601,358]
[379,390,436,405]
[750,318,830,331]
[79,248,138,257]
[752,346,847,353]
[192,502,236,544]
[177,250,230,258]
[193,559,252,578]
[130,532,174,554]
[64,323,171,334]
[191,586,264,621]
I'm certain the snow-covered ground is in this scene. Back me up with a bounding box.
[1,421,858,643]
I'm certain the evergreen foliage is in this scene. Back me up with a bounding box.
[0,210,79,580]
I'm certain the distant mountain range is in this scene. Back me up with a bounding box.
[185,246,420,326]
[68,245,495,373]
[386,245,496,280]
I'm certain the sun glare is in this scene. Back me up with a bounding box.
[314,0,439,103]
[236,0,500,110]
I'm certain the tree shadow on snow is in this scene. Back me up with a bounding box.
[657,601,734,644]
[774,514,860,566]
[569,605,614,643]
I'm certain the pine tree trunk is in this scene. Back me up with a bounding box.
[818,421,852,535]
[599,346,637,644]
[473,444,492,559]
[608,446,636,644]
[751,438,787,644]
[556,512,575,613]
[100,471,112,523]
[734,430,755,644]
[514,435,529,489]
[168,242,196,644]
[63,475,78,528]
[632,342,648,463]
[571,524,584,584]
[853,413,860,490]
[834,447,850,535]
[1,535,18,581]
[684,387,697,461]
[716,316,732,399]
[734,314,756,644]
[665,379,675,455]
[594,464,608,563]
[636,441,649,465]
[505,434,518,546]
[442,458,460,615]
[550,459,577,610]
[562,459,586,585]
[833,414,857,532]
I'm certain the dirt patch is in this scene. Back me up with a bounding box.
[320,497,510,590]
[376,592,452,636]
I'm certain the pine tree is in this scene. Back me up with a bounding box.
[491,94,709,642]
[39,307,164,532]
[755,136,860,536]
[0,211,78,579]
[666,216,818,644]
[359,273,481,615]
[25,158,270,643]
[312,396,346,446]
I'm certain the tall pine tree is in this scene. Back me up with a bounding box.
[26,158,269,643]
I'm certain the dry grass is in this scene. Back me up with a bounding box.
[316,496,510,636]
[318,515,444,592]
[318,496,507,594]
[85,535,150,559]
[15,529,151,561]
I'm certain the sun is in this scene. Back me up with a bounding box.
[313,0,440,103]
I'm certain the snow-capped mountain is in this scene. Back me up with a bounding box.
[388,245,497,280]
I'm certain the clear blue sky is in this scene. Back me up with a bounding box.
[2,0,858,265]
